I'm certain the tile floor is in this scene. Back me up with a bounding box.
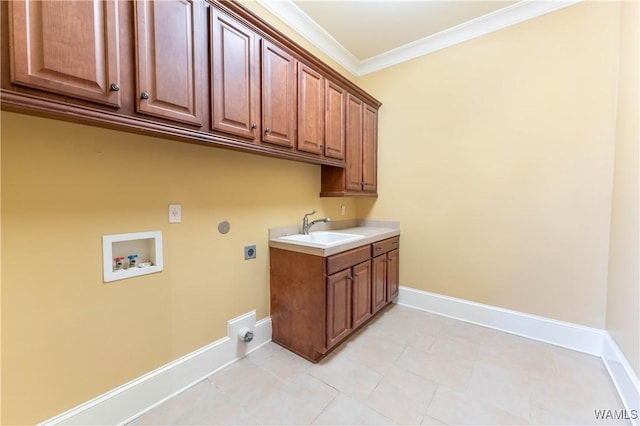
[131,304,628,425]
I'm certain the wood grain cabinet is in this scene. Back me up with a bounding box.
[261,40,297,149]
[320,93,378,197]
[297,63,325,155]
[134,0,204,126]
[270,237,398,362]
[210,6,260,140]
[8,0,121,107]
[372,237,400,310]
[2,0,379,170]
[324,80,346,160]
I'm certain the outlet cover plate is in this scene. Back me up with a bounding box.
[168,204,181,223]
[244,245,256,260]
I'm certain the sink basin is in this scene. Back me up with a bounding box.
[278,231,365,247]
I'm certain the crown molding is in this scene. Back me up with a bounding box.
[254,0,360,75]
[256,0,583,77]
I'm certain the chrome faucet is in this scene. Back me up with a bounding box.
[302,210,331,235]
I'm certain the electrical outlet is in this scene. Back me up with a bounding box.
[244,245,256,260]
[341,205,346,216]
[168,204,181,223]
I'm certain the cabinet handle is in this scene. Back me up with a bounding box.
[375,247,382,251]
[110,83,120,92]
[392,242,398,245]
[347,276,353,281]
[265,128,271,133]
[141,92,150,100]
[251,123,257,130]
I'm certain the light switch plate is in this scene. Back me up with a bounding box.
[168,204,182,223]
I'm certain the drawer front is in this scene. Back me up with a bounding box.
[372,236,400,257]
[327,245,370,275]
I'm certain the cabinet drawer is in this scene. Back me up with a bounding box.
[372,236,400,257]
[327,245,370,275]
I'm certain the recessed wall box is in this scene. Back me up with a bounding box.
[102,231,163,282]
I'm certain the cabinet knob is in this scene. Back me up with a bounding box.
[141,92,150,100]
[251,123,257,130]
[319,144,324,148]
[347,276,353,281]
[110,83,120,92]
[265,128,271,134]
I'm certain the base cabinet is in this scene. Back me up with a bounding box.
[270,236,399,362]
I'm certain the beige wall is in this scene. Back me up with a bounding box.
[357,1,621,328]
[0,112,357,424]
[606,0,640,376]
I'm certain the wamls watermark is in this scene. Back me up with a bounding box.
[594,409,638,421]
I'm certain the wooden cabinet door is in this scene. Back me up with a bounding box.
[210,7,259,140]
[326,269,352,349]
[345,94,363,191]
[387,249,400,301]
[362,103,378,193]
[352,260,372,329]
[135,0,203,126]
[372,255,387,314]
[325,80,346,160]
[9,0,121,107]
[297,64,324,155]
[261,40,296,148]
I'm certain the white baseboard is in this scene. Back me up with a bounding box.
[397,286,605,355]
[398,286,640,419]
[602,333,640,425]
[40,311,272,426]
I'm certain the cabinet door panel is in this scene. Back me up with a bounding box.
[211,8,259,140]
[345,94,363,191]
[325,80,346,160]
[387,249,399,301]
[135,0,203,125]
[261,40,296,148]
[372,255,387,314]
[298,64,324,155]
[362,103,378,192]
[9,0,120,106]
[326,269,352,349]
[352,260,372,329]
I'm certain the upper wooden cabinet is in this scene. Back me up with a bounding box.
[210,6,260,141]
[362,103,378,193]
[321,93,378,196]
[261,40,297,149]
[324,80,346,160]
[297,64,325,156]
[134,0,204,126]
[2,0,379,171]
[8,0,121,107]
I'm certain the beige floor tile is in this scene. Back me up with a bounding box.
[253,343,312,381]
[465,360,530,419]
[426,385,530,425]
[247,374,337,425]
[397,346,474,392]
[307,353,383,400]
[130,380,258,425]
[340,333,405,375]
[312,394,394,425]
[208,358,281,407]
[366,365,437,425]
[132,304,625,426]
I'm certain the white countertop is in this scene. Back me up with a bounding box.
[269,220,400,257]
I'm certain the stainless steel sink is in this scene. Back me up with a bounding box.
[278,231,365,247]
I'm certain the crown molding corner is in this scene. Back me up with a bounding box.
[255,0,361,76]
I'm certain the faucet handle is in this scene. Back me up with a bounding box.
[304,210,316,218]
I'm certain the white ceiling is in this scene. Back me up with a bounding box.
[256,0,582,76]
